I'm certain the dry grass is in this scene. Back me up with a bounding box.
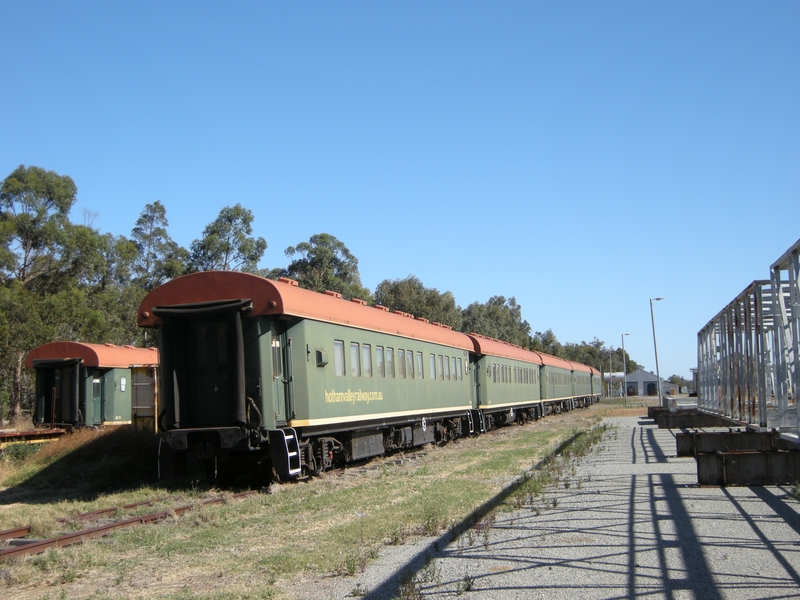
[1,426,159,498]
[0,404,616,599]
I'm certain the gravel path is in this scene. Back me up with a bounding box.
[309,415,800,599]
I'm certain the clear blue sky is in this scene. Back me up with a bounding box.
[2,1,798,380]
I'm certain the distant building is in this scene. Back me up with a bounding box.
[624,365,678,397]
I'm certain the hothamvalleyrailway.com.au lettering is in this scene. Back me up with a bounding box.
[324,389,384,404]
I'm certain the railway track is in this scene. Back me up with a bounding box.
[0,490,263,562]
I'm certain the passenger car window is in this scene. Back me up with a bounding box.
[376,346,385,378]
[333,340,345,377]
[362,344,372,378]
[387,348,395,378]
[350,342,360,377]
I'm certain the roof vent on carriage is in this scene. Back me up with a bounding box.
[278,277,299,287]
[350,298,367,305]
[324,290,343,299]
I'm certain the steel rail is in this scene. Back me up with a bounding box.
[0,491,260,562]
[0,526,31,541]
[1,498,169,542]
[56,498,168,522]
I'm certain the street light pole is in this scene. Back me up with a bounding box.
[650,297,664,407]
[621,333,630,407]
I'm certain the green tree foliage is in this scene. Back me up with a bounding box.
[0,166,152,420]
[131,200,188,290]
[668,374,690,388]
[190,204,266,272]
[280,233,372,301]
[561,336,638,374]
[0,165,78,288]
[374,276,463,330]
[530,329,564,356]
[461,296,531,347]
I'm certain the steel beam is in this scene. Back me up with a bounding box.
[697,450,800,486]
[770,239,800,439]
[655,412,733,429]
[675,431,789,457]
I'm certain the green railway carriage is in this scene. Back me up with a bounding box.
[539,353,575,409]
[571,362,598,408]
[278,315,474,435]
[138,271,602,481]
[467,333,545,426]
[591,369,602,399]
[25,342,159,428]
[138,272,476,478]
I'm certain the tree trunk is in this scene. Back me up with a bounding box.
[12,351,24,421]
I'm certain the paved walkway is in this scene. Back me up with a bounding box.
[320,416,800,599]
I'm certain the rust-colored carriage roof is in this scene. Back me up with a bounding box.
[467,333,594,373]
[569,361,594,374]
[25,342,159,369]
[137,271,475,351]
[537,352,575,371]
[466,333,544,365]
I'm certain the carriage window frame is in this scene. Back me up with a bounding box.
[386,347,395,378]
[362,344,372,378]
[350,342,361,377]
[376,346,385,378]
[416,352,424,379]
[406,350,414,379]
[398,349,406,378]
[333,340,345,377]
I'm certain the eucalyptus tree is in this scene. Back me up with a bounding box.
[374,275,462,330]
[461,296,531,348]
[0,166,151,420]
[530,329,564,356]
[0,165,78,288]
[190,204,266,272]
[282,233,371,301]
[131,200,188,289]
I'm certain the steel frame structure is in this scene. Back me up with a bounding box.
[770,239,800,443]
[697,239,800,444]
[697,280,775,428]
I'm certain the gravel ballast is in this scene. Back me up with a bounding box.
[310,415,800,599]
